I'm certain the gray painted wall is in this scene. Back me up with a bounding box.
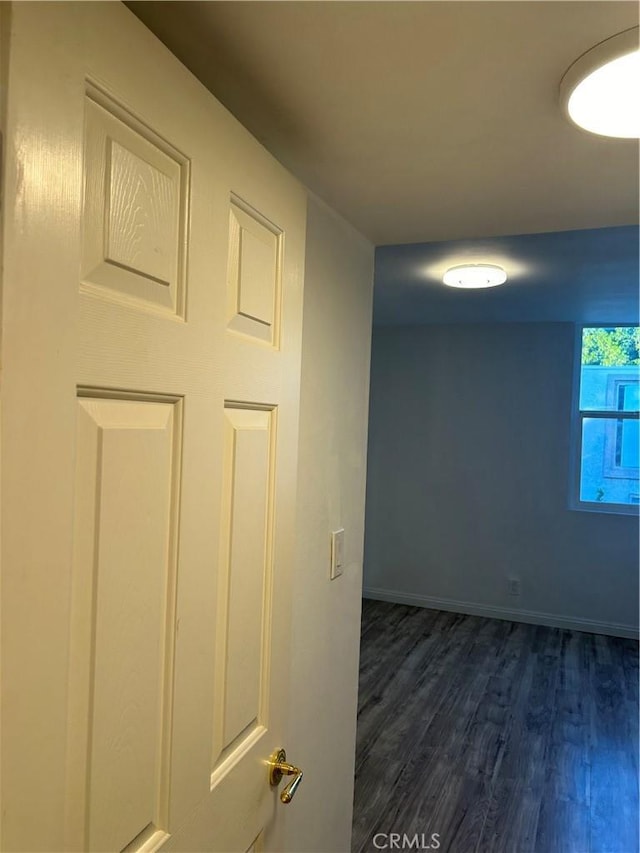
[284,195,374,852]
[363,322,639,636]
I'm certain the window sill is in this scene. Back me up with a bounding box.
[569,501,640,517]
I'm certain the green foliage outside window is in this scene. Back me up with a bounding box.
[582,327,640,366]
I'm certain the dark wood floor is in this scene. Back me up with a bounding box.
[352,600,639,853]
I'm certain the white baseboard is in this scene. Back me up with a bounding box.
[362,586,639,640]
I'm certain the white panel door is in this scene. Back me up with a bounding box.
[0,3,306,852]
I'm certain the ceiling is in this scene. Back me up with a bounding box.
[128,1,638,246]
[374,225,639,325]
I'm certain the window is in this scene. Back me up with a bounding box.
[574,326,640,512]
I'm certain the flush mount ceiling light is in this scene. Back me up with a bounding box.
[442,264,507,289]
[560,27,640,138]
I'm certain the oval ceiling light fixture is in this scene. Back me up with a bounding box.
[560,26,640,138]
[442,263,507,289]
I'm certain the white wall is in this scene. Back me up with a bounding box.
[284,196,374,852]
[364,323,639,637]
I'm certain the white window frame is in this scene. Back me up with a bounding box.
[602,376,640,478]
[570,323,640,516]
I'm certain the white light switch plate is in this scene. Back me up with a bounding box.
[330,529,345,580]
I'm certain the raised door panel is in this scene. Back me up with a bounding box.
[82,89,189,318]
[212,405,275,780]
[68,394,181,853]
[227,199,281,345]
[246,834,264,853]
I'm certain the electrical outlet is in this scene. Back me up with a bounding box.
[508,577,521,596]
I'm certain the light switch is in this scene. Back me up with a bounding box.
[330,529,345,580]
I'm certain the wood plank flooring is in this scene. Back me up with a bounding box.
[352,600,639,853]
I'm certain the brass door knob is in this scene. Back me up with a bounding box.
[268,748,303,804]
